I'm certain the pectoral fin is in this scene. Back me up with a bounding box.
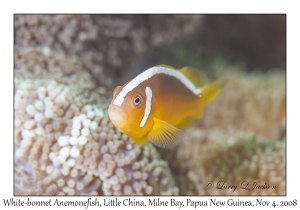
[147,117,183,148]
[113,86,123,97]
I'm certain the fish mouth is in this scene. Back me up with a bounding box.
[108,103,129,126]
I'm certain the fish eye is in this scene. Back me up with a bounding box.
[132,96,142,106]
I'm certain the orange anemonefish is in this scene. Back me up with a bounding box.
[108,65,226,148]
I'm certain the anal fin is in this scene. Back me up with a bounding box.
[130,137,149,146]
[175,116,197,129]
[148,117,183,148]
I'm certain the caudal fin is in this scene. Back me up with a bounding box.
[196,79,227,117]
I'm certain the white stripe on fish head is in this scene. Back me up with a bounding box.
[139,87,152,128]
[113,66,202,106]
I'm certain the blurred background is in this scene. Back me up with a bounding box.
[137,14,286,74]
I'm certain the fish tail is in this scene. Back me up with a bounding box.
[196,79,227,117]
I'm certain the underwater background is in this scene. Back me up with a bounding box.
[14,14,286,195]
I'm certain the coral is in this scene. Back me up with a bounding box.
[14,14,202,196]
[14,74,178,195]
[14,14,203,89]
[14,14,286,196]
[159,129,285,195]
[14,47,97,92]
[199,67,286,140]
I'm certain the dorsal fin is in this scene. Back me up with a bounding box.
[156,64,176,69]
[179,66,208,88]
